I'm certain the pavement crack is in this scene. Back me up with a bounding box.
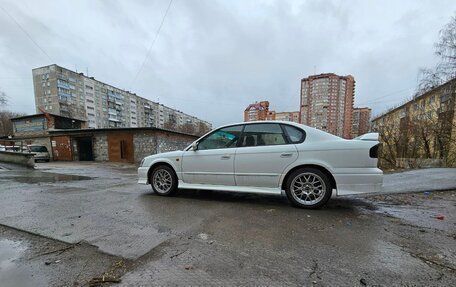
[169,249,188,259]
[411,253,456,272]
[308,259,320,279]
[30,241,82,259]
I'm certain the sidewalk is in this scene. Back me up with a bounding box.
[382,168,456,194]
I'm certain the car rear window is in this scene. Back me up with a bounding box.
[29,146,48,152]
[282,125,305,143]
[241,123,287,146]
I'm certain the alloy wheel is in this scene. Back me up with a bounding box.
[290,172,326,205]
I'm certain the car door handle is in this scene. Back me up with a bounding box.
[221,155,231,160]
[280,153,293,158]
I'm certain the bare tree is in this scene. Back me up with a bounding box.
[0,111,26,137]
[197,122,211,136]
[435,14,456,75]
[181,123,195,135]
[163,119,176,130]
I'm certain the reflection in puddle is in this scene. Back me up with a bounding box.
[1,172,92,184]
[0,239,35,287]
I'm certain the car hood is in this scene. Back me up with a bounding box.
[145,150,184,160]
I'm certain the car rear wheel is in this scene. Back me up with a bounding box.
[285,168,332,209]
[150,165,178,196]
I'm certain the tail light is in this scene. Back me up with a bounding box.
[369,144,379,158]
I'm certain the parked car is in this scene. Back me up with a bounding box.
[138,121,383,209]
[27,145,50,162]
[0,145,5,152]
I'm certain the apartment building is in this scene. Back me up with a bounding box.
[244,101,272,121]
[273,111,300,123]
[32,64,211,135]
[372,79,456,168]
[352,107,371,138]
[244,101,299,123]
[300,73,355,138]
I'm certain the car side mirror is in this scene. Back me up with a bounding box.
[191,142,198,151]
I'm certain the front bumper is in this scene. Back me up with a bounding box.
[138,166,149,184]
[334,168,383,196]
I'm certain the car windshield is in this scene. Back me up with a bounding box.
[29,146,48,152]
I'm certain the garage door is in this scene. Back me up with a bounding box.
[51,136,73,161]
[107,133,134,163]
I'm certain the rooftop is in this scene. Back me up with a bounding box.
[10,113,86,122]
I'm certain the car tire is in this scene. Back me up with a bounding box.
[150,165,178,196]
[285,168,332,209]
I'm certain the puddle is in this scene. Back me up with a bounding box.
[0,239,36,287]
[0,172,92,184]
[375,204,452,232]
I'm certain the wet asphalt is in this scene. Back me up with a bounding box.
[0,162,455,286]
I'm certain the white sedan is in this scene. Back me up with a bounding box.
[138,121,382,209]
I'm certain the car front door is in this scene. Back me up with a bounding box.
[234,123,299,188]
[182,125,243,186]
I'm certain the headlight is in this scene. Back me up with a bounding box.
[140,158,145,166]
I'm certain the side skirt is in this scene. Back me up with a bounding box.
[177,180,283,196]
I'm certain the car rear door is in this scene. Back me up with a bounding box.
[234,123,298,188]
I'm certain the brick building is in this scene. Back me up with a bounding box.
[274,111,300,123]
[244,101,272,121]
[33,64,211,136]
[244,101,299,123]
[8,117,197,164]
[352,107,371,137]
[300,73,355,138]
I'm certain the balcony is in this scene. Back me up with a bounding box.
[108,116,121,122]
[57,80,70,89]
[58,91,72,98]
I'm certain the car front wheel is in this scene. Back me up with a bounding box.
[150,165,178,196]
[285,168,332,209]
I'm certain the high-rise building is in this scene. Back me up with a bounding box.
[32,65,211,135]
[352,107,371,138]
[300,73,355,138]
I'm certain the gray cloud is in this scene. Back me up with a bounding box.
[1,0,455,126]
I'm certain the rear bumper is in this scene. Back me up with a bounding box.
[334,168,383,196]
[138,167,149,184]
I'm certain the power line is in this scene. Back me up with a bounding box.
[356,87,415,106]
[1,6,53,62]
[130,0,174,89]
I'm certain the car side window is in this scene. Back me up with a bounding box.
[198,125,243,150]
[240,123,287,147]
[282,125,306,143]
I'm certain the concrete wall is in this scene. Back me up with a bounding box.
[0,151,35,167]
[134,131,197,164]
[93,134,108,161]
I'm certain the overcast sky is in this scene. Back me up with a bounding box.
[0,0,455,126]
